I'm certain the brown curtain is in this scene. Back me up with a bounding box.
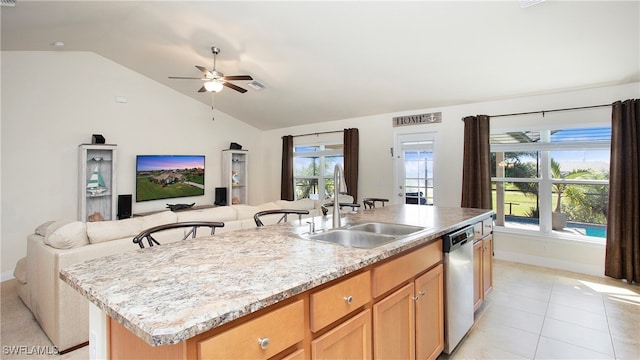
[281,135,294,200]
[605,99,640,283]
[461,115,491,209]
[343,128,359,202]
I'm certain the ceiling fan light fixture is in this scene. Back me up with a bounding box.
[204,81,224,92]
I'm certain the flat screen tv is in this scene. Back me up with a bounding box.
[136,155,205,202]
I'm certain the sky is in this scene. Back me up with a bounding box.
[136,155,205,171]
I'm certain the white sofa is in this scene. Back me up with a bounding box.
[13,197,352,352]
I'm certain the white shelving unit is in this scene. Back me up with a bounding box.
[222,149,248,205]
[78,144,117,221]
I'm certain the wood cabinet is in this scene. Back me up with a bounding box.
[310,271,371,332]
[415,264,444,360]
[373,283,415,359]
[473,240,483,310]
[198,300,304,360]
[473,218,493,311]
[311,309,372,360]
[482,234,493,297]
[222,149,248,205]
[107,240,445,360]
[78,144,117,221]
[372,241,443,360]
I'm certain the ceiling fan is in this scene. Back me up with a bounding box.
[169,46,253,93]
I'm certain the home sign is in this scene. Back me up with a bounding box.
[392,112,442,127]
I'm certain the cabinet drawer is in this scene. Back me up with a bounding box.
[473,222,483,240]
[198,300,304,360]
[482,217,493,235]
[372,241,442,298]
[310,271,371,332]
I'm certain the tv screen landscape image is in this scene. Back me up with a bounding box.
[136,155,205,202]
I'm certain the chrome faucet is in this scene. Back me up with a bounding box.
[333,164,347,228]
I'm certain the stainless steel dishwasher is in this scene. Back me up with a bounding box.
[442,225,475,354]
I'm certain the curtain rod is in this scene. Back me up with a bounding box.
[283,130,343,139]
[486,103,613,119]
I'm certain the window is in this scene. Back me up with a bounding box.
[491,126,610,240]
[293,144,343,200]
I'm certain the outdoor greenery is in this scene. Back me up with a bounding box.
[491,152,608,225]
[294,155,342,200]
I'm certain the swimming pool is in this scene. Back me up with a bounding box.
[504,215,607,238]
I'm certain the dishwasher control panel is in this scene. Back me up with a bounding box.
[442,225,474,253]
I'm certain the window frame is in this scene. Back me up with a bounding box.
[490,125,610,243]
[293,142,343,201]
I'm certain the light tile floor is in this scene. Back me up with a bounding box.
[443,260,640,359]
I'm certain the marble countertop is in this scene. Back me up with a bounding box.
[60,205,493,347]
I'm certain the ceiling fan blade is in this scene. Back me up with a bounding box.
[223,75,253,81]
[168,76,202,80]
[223,82,248,93]
[197,86,207,93]
[195,65,212,77]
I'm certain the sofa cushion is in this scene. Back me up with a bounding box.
[44,221,89,249]
[176,206,237,222]
[86,217,143,244]
[257,202,281,211]
[231,205,262,221]
[140,211,178,230]
[34,220,55,236]
[13,257,27,284]
[35,219,75,238]
[275,198,316,210]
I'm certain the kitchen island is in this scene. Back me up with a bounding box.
[60,205,493,359]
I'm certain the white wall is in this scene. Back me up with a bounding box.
[1,51,262,277]
[2,50,638,279]
[259,82,640,276]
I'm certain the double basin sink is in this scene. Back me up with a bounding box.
[306,222,428,249]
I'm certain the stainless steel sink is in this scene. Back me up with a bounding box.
[347,222,426,236]
[308,230,397,249]
[307,222,427,249]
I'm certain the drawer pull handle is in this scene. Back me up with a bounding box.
[412,296,419,301]
[344,295,353,304]
[419,290,426,296]
[258,337,270,350]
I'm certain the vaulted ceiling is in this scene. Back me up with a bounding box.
[2,1,638,130]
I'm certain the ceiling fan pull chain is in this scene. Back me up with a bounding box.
[211,92,216,121]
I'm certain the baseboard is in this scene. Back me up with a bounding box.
[494,250,605,278]
[1,271,15,282]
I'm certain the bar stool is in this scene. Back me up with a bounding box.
[132,221,225,248]
[254,209,310,227]
[362,198,389,209]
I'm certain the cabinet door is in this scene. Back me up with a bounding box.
[482,235,493,297]
[373,283,415,360]
[281,349,305,360]
[472,240,483,311]
[311,309,371,360]
[415,264,444,360]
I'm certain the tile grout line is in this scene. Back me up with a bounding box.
[531,269,558,359]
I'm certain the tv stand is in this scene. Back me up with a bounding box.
[133,205,216,217]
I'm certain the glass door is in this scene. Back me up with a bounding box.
[396,133,436,205]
